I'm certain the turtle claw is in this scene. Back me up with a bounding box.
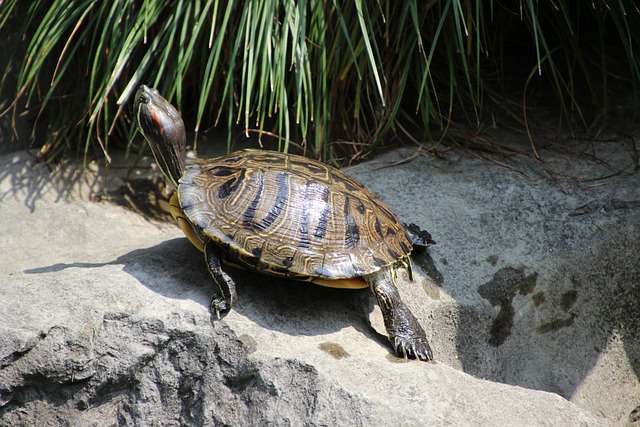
[392,336,434,362]
[210,297,232,320]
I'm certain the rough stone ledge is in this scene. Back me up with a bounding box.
[3,140,638,425]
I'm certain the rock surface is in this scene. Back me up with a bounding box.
[1,133,638,425]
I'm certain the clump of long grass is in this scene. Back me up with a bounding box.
[1,0,638,164]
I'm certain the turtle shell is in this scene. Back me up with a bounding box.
[178,149,413,281]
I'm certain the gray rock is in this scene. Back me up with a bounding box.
[1,134,635,426]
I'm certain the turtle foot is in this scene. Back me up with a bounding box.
[368,267,434,362]
[210,297,232,320]
[391,336,434,362]
[205,241,238,320]
[403,222,436,248]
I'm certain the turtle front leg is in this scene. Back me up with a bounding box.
[204,240,237,319]
[367,267,433,361]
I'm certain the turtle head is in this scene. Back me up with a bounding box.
[134,85,186,190]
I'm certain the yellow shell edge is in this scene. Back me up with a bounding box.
[170,192,205,253]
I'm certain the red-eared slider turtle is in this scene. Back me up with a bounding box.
[134,85,435,361]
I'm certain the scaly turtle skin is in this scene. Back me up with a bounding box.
[135,85,435,361]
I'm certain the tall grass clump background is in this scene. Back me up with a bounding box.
[0,0,638,165]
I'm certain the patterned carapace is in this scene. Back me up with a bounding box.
[178,149,414,281]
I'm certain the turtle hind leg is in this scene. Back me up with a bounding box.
[403,222,436,250]
[366,267,433,361]
[204,240,238,319]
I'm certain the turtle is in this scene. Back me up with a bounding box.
[134,85,436,361]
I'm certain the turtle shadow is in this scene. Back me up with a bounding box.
[227,271,386,344]
[138,238,389,347]
[25,237,388,348]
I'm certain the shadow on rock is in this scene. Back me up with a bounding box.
[24,237,386,347]
[0,152,113,213]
